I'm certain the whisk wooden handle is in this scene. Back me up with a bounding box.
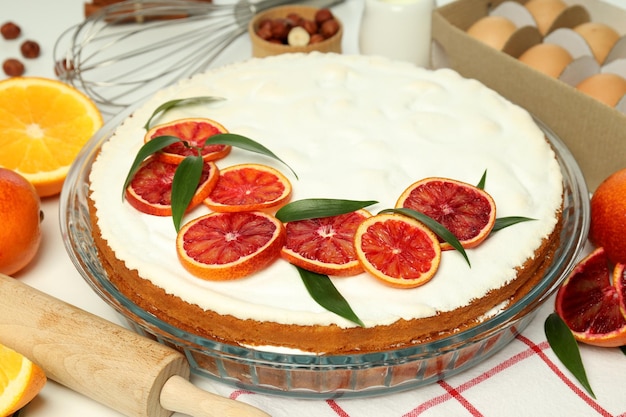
[0,274,269,417]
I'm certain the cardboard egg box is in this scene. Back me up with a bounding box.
[431,0,626,191]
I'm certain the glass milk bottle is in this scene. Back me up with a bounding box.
[359,0,436,67]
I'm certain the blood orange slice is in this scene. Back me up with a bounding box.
[281,209,371,277]
[396,177,496,250]
[176,211,285,280]
[354,212,441,288]
[555,247,626,347]
[125,156,219,216]
[204,164,292,212]
[145,118,231,163]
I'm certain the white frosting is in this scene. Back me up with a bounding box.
[90,53,563,330]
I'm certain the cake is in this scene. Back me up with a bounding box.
[88,53,563,355]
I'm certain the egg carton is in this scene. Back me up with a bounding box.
[465,0,626,112]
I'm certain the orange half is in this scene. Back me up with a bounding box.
[0,77,103,197]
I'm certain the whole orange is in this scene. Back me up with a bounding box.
[0,168,42,275]
[589,168,626,264]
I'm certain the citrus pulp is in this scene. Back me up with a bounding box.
[396,177,496,250]
[0,77,102,197]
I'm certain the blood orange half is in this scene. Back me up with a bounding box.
[396,177,496,250]
[204,164,292,212]
[176,211,285,280]
[555,247,626,347]
[145,118,231,164]
[354,212,441,288]
[125,156,219,216]
[281,209,371,277]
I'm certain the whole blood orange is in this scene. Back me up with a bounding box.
[396,177,496,250]
[0,168,42,276]
[354,212,441,288]
[555,247,626,347]
[176,211,285,280]
[125,156,219,216]
[589,168,626,264]
[204,164,292,212]
[145,118,231,163]
[281,209,371,277]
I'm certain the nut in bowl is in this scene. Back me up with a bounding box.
[249,5,342,57]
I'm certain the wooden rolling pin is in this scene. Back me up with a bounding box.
[0,274,270,417]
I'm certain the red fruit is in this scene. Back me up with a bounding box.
[589,168,626,264]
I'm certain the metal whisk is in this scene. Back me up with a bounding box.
[54,0,344,116]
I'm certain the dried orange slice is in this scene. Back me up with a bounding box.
[281,209,371,277]
[354,212,441,288]
[145,118,230,164]
[125,156,219,216]
[0,343,46,417]
[396,177,496,250]
[176,211,285,280]
[204,164,292,212]
[0,77,103,197]
[555,247,626,347]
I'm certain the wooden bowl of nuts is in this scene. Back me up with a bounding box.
[249,5,342,58]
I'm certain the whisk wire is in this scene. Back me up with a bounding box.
[54,0,345,116]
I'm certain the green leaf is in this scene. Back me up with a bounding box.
[121,135,183,199]
[620,346,626,355]
[380,207,470,267]
[493,216,536,232]
[297,267,364,327]
[545,313,596,399]
[275,198,378,223]
[476,170,487,190]
[171,155,204,232]
[143,96,224,130]
[205,133,298,179]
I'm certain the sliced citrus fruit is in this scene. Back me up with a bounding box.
[396,177,496,250]
[281,209,371,277]
[354,212,441,288]
[0,343,47,417]
[125,156,219,216]
[555,247,626,347]
[145,118,230,164]
[176,211,285,280]
[203,163,292,212]
[0,77,103,197]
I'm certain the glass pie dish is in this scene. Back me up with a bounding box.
[60,107,589,399]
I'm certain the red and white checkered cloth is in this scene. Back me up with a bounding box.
[194,297,626,417]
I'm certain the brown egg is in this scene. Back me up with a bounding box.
[576,73,626,107]
[574,22,620,64]
[525,0,567,35]
[467,16,517,50]
[518,43,573,78]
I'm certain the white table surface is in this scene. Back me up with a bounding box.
[2,1,625,416]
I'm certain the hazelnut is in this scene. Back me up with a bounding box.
[300,19,318,36]
[320,19,340,39]
[309,34,325,44]
[287,26,311,47]
[1,22,21,40]
[270,19,290,42]
[3,58,25,77]
[54,59,75,77]
[286,13,304,27]
[314,9,334,25]
[20,40,40,59]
